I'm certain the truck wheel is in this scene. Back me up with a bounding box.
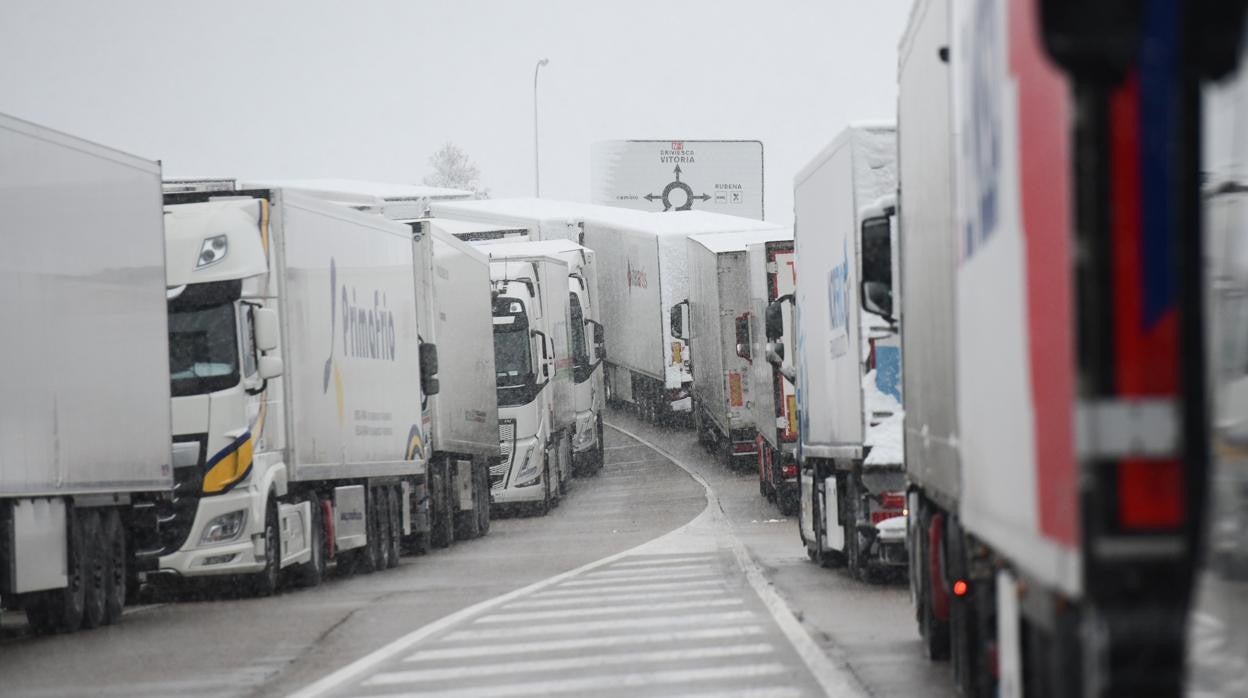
[253,498,281,596]
[476,464,492,535]
[81,509,107,630]
[295,497,325,588]
[778,487,798,517]
[102,508,126,624]
[846,475,865,581]
[594,417,606,474]
[365,488,385,570]
[50,507,87,631]
[537,459,552,516]
[917,507,950,660]
[378,487,396,570]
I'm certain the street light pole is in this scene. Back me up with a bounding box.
[533,58,549,197]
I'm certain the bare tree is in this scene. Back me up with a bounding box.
[423,142,489,198]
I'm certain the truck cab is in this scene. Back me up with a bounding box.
[487,251,574,514]
[158,193,310,591]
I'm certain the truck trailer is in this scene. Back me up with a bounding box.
[484,242,575,513]
[156,187,438,592]
[685,228,792,470]
[0,113,173,633]
[241,179,500,549]
[899,0,1247,695]
[784,123,905,579]
[746,238,799,514]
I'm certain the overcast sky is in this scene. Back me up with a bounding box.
[0,1,911,224]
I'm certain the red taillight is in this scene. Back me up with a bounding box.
[782,463,797,478]
[880,492,906,511]
[1117,458,1184,529]
[732,441,756,454]
[953,579,969,597]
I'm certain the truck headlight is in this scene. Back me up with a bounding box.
[513,442,543,487]
[196,234,229,269]
[200,510,247,544]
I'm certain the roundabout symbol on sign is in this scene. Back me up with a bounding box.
[643,165,711,212]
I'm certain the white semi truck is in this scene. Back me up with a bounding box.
[898,0,1246,695]
[746,238,799,514]
[0,113,173,632]
[685,229,792,469]
[156,186,438,592]
[483,242,575,513]
[783,123,906,579]
[240,179,500,548]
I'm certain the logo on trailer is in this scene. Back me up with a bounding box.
[961,0,1003,260]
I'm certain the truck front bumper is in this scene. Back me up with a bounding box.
[572,411,599,454]
[491,436,548,505]
[155,488,267,577]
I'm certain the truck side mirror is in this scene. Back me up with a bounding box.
[254,307,280,352]
[257,355,283,380]
[419,343,440,396]
[735,314,752,361]
[765,296,791,341]
[670,300,690,340]
[860,215,894,319]
[766,342,785,366]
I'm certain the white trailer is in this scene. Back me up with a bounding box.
[484,243,575,513]
[686,229,791,469]
[157,187,435,592]
[239,180,500,549]
[789,123,905,579]
[0,113,172,632]
[747,238,799,514]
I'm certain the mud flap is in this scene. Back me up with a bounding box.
[997,569,1022,698]
[455,459,474,511]
[825,475,844,551]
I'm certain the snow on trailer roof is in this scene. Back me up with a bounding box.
[431,197,642,225]
[241,178,474,204]
[687,227,793,254]
[481,240,568,260]
[426,217,529,237]
[596,209,780,237]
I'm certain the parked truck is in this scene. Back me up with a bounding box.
[898,0,1246,695]
[0,113,173,632]
[779,123,905,580]
[241,179,500,548]
[685,228,792,471]
[483,242,575,513]
[156,186,439,593]
[745,238,799,514]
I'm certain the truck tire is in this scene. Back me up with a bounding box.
[80,509,107,630]
[253,498,281,596]
[593,416,606,474]
[295,496,325,588]
[365,487,385,569]
[476,463,492,535]
[51,507,87,631]
[917,506,950,661]
[845,473,865,581]
[101,508,126,624]
[378,487,396,570]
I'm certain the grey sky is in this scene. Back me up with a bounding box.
[0,1,910,224]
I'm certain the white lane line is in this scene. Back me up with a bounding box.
[659,689,804,698]
[556,569,718,586]
[606,420,868,698]
[403,625,769,663]
[583,563,718,577]
[530,578,725,597]
[364,662,790,698]
[476,597,744,623]
[367,643,776,686]
[503,587,728,609]
[441,610,757,642]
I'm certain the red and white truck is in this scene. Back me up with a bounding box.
[899,0,1247,695]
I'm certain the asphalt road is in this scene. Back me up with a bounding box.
[0,408,951,697]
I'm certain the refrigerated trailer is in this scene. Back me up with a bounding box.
[0,113,173,633]
[747,239,799,514]
[685,228,792,469]
[898,0,1248,695]
[787,123,905,579]
[157,187,437,592]
[241,179,500,549]
[484,243,575,513]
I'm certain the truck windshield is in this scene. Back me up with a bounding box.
[168,302,240,397]
[494,325,535,407]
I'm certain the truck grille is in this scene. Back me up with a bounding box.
[494,419,517,490]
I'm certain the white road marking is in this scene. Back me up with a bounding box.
[367,643,776,685]
[441,610,758,642]
[607,555,721,567]
[556,569,718,586]
[503,587,727,609]
[530,578,725,597]
[582,562,717,577]
[476,597,744,623]
[659,689,804,698]
[402,626,769,663]
[365,662,790,698]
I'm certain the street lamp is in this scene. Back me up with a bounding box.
[533,58,550,197]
